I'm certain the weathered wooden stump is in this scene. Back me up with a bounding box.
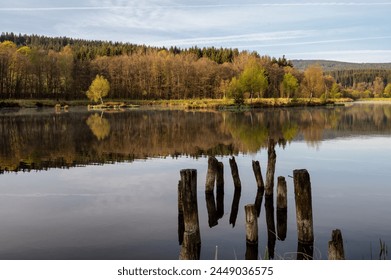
[293,169,314,260]
[179,169,201,259]
[229,156,242,189]
[177,180,184,245]
[229,156,242,227]
[245,204,258,260]
[179,230,199,260]
[328,229,345,260]
[265,139,276,196]
[252,160,265,217]
[245,204,258,244]
[205,156,218,193]
[277,176,287,241]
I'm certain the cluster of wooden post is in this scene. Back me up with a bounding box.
[178,147,345,260]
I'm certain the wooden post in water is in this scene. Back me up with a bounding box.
[179,169,201,260]
[328,229,345,260]
[205,156,218,193]
[252,160,265,217]
[178,180,184,245]
[277,176,288,241]
[205,157,218,227]
[245,204,258,260]
[229,156,242,189]
[293,169,314,260]
[229,156,241,227]
[265,139,276,196]
[179,231,199,260]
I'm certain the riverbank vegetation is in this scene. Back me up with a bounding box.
[1,32,391,105]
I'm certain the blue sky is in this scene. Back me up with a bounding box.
[1,0,391,63]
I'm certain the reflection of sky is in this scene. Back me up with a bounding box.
[1,136,391,259]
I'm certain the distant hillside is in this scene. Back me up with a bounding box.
[292,60,391,71]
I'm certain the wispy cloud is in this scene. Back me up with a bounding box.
[1,2,391,11]
[233,36,391,49]
[153,30,313,47]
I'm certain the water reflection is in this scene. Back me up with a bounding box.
[1,103,391,259]
[2,103,391,172]
[86,113,111,141]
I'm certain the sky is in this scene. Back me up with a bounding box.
[1,0,391,63]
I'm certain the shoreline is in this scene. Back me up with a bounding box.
[0,98,354,110]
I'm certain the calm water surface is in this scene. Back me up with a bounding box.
[1,103,391,259]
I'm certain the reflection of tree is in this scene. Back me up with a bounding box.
[86,113,111,140]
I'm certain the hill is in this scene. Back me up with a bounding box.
[292,60,391,71]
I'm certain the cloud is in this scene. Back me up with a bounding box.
[286,50,391,63]
[153,30,313,47]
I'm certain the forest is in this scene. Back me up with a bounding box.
[1,32,391,102]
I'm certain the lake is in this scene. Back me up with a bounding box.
[1,102,391,260]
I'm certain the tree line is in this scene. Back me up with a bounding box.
[1,32,390,101]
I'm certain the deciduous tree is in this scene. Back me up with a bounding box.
[86,74,110,104]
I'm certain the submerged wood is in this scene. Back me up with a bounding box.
[179,169,201,259]
[252,160,265,217]
[328,229,345,260]
[293,169,314,260]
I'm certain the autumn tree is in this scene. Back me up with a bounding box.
[373,76,385,97]
[301,65,325,99]
[238,58,268,100]
[384,83,391,97]
[86,74,110,104]
[280,72,299,98]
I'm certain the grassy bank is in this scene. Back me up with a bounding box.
[1,98,353,110]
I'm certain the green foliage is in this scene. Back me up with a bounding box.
[281,73,299,98]
[86,75,110,104]
[238,58,268,99]
[384,83,391,97]
[228,77,244,105]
